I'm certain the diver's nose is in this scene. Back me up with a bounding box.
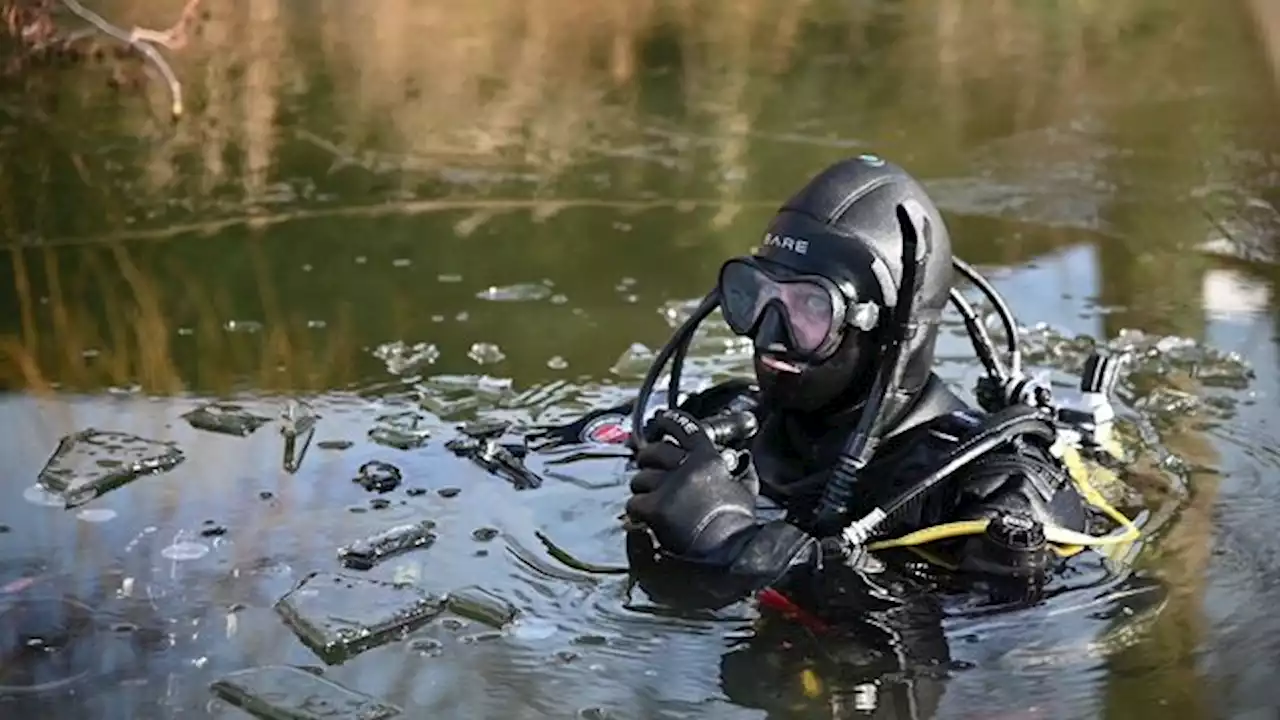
[752,304,792,355]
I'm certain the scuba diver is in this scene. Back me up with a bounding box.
[528,155,1153,717]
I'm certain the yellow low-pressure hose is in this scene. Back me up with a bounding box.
[865,444,1139,553]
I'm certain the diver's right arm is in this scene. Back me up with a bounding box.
[626,410,820,595]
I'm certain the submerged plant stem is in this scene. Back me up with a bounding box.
[534,530,628,575]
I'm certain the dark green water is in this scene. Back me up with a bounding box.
[1,0,1279,717]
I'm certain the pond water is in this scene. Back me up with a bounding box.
[2,0,1279,718]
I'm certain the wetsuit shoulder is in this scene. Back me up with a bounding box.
[861,402,1092,540]
[950,423,1090,533]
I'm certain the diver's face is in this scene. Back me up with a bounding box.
[750,306,871,414]
[717,257,874,414]
[719,259,849,361]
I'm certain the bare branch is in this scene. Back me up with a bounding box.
[129,0,200,50]
[58,0,184,119]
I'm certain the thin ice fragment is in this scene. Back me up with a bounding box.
[476,283,552,302]
[445,586,517,629]
[373,341,440,376]
[279,400,319,438]
[275,572,445,665]
[610,343,655,378]
[183,403,272,437]
[338,521,437,571]
[37,430,185,508]
[368,412,431,450]
[468,343,506,365]
[210,664,402,719]
[353,462,402,493]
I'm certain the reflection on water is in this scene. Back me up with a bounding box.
[2,0,1280,717]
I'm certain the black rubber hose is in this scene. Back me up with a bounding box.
[878,407,1053,522]
[667,323,691,410]
[629,291,719,452]
[953,257,1022,377]
[950,287,1007,382]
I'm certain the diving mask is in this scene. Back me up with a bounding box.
[717,258,881,362]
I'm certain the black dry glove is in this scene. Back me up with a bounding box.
[624,409,760,564]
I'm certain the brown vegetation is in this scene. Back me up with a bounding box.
[2,0,199,117]
[0,0,1273,397]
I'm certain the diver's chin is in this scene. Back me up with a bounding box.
[755,357,821,412]
[759,380,825,414]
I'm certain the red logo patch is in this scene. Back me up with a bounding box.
[583,415,631,444]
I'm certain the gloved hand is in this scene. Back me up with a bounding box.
[625,409,760,563]
[623,528,762,611]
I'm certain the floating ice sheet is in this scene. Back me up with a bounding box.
[275,572,445,665]
[337,521,437,571]
[36,429,185,508]
[182,403,272,437]
[352,462,402,493]
[367,412,431,451]
[445,586,517,629]
[210,664,402,719]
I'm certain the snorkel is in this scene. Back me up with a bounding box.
[811,205,924,536]
[629,290,721,453]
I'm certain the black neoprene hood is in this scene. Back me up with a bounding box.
[751,154,955,403]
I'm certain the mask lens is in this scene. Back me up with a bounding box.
[719,261,773,333]
[718,260,839,355]
[778,282,835,353]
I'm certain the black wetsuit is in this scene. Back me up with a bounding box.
[527,155,1118,717]
[546,372,1093,593]
[534,376,1101,718]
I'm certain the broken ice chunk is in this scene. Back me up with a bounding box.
[467,343,506,365]
[456,418,511,441]
[367,412,431,450]
[352,462,402,494]
[372,341,440,376]
[425,374,513,396]
[445,586,517,629]
[275,572,445,665]
[280,401,319,474]
[279,400,319,438]
[475,283,552,302]
[444,437,542,490]
[418,374,515,418]
[610,343,655,378]
[338,521,437,571]
[37,429,185,508]
[182,403,272,437]
[224,320,264,334]
[210,664,402,719]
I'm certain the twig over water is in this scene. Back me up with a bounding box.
[130,0,200,50]
[58,0,196,119]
